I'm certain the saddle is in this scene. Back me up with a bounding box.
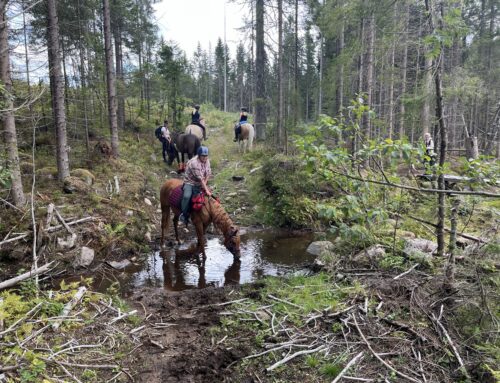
[167,185,206,212]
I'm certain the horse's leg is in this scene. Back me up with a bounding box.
[161,206,171,247]
[194,220,205,253]
[173,214,181,245]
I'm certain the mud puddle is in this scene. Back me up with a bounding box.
[86,229,317,294]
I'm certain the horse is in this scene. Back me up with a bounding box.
[166,133,201,168]
[235,123,254,153]
[185,118,207,141]
[160,178,240,258]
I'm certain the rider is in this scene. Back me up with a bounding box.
[179,146,212,225]
[423,132,436,169]
[191,104,207,140]
[234,107,248,142]
[160,120,172,163]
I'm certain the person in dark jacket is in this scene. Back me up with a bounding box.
[191,105,207,140]
[234,107,248,142]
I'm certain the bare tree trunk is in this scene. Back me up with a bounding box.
[425,0,447,258]
[114,23,125,130]
[337,20,345,114]
[47,0,70,181]
[254,0,266,140]
[293,0,299,125]
[22,0,31,105]
[422,55,433,135]
[362,6,375,141]
[277,0,283,147]
[388,5,396,139]
[103,0,119,156]
[399,2,409,141]
[1,0,26,206]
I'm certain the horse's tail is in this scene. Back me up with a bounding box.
[248,125,255,149]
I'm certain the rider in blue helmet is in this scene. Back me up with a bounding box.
[180,146,212,225]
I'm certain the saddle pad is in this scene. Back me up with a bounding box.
[168,185,183,209]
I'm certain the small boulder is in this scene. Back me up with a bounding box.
[145,231,152,242]
[57,233,77,249]
[306,241,335,256]
[144,198,152,206]
[404,238,437,254]
[70,169,95,186]
[63,176,90,194]
[106,259,132,270]
[73,247,95,268]
[126,210,134,216]
[353,245,386,267]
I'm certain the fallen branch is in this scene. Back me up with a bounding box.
[266,345,326,371]
[47,217,97,233]
[331,352,364,383]
[352,314,422,383]
[0,261,55,290]
[54,208,74,234]
[108,309,138,325]
[0,233,29,247]
[52,286,87,330]
[432,309,471,381]
[394,264,420,280]
[268,294,303,309]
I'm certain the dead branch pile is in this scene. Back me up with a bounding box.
[218,251,498,383]
[0,289,147,382]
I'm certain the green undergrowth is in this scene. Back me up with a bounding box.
[218,273,366,382]
[0,280,141,382]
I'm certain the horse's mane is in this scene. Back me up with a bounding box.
[206,197,236,237]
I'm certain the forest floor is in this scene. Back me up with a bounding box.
[1,111,498,382]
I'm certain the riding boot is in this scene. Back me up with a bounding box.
[233,133,239,142]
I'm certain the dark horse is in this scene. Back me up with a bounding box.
[160,178,240,258]
[166,133,201,166]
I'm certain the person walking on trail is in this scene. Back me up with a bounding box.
[234,107,248,142]
[160,120,172,163]
[423,132,437,171]
[179,146,212,225]
[191,105,207,140]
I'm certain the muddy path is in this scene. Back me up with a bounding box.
[124,286,252,383]
[121,128,263,382]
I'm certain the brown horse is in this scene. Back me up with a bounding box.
[160,178,240,257]
[235,123,254,153]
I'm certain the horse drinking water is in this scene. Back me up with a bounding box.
[160,178,240,257]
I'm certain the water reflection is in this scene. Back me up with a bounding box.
[124,230,316,292]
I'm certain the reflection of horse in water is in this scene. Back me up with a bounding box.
[161,250,241,289]
[185,118,207,141]
[166,133,200,169]
[235,123,254,153]
[160,178,240,258]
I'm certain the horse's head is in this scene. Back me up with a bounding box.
[224,225,240,257]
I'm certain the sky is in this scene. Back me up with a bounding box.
[153,0,247,59]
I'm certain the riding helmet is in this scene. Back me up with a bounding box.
[197,146,209,156]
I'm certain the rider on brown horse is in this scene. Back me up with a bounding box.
[234,107,248,142]
[191,105,207,140]
[179,146,212,225]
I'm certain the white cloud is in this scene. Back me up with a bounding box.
[153,0,247,58]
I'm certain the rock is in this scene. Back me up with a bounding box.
[126,210,134,216]
[144,198,152,206]
[73,247,95,268]
[145,231,151,242]
[63,176,90,194]
[353,245,386,267]
[404,238,437,254]
[36,167,58,180]
[106,259,132,270]
[156,208,162,213]
[70,169,95,186]
[306,241,335,256]
[57,233,77,249]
